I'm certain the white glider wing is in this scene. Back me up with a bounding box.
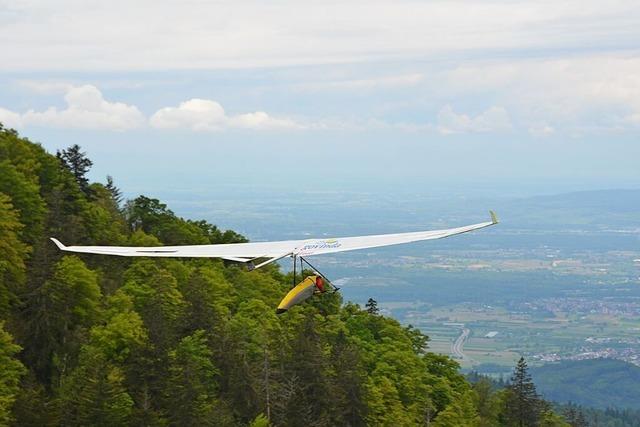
[299,210,498,256]
[51,211,498,268]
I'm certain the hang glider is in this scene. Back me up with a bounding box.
[51,211,498,313]
[50,211,498,270]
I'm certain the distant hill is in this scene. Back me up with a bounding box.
[531,359,640,409]
[504,189,640,229]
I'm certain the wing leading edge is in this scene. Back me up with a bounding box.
[51,211,498,265]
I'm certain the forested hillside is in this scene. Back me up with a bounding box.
[0,124,567,426]
[532,359,640,410]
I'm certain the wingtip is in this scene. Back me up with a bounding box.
[50,237,66,250]
[489,210,499,224]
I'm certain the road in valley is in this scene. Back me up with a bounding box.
[452,328,470,360]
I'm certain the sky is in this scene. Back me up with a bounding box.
[1,0,640,197]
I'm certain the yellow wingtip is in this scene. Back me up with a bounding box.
[489,210,499,224]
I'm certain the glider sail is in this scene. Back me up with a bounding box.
[50,211,498,268]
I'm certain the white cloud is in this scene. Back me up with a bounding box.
[627,113,640,125]
[150,99,227,131]
[229,112,299,130]
[1,0,639,137]
[0,85,144,131]
[0,107,23,129]
[441,55,640,132]
[294,73,424,93]
[437,105,511,134]
[1,0,638,71]
[528,123,555,137]
[16,80,74,94]
[150,99,301,131]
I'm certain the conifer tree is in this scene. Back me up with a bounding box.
[563,404,588,427]
[365,297,379,315]
[57,144,93,196]
[575,410,588,427]
[504,357,543,427]
[105,175,123,207]
[563,405,577,425]
[22,256,101,384]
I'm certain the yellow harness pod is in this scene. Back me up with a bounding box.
[276,275,324,314]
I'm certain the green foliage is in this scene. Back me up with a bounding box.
[503,357,545,426]
[365,375,414,426]
[556,404,640,427]
[0,323,26,425]
[0,193,30,317]
[121,260,187,349]
[0,161,46,244]
[105,175,123,206]
[57,144,93,196]
[223,298,286,423]
[124,195,246,245]
[181,264,235,331]
[21,255,101,383]
[165,330,232,425]
[471,377,503,426]
[532,358,640,410]
[10,374,52,427]
[58,346,134,426]
[431,390,478,427]
[404,324,430,354]
[88,294,148,363]
[249,413,270,427]
[365,297,379,315]
[82,184,127,245]
[539,410,571,427]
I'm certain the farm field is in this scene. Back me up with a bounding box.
[388,302,640,374]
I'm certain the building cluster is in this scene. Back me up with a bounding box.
[532,347,640,367]
[520,297,640,316]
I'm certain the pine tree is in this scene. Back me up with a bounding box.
[564,404,589,427]
[57,144,93,196]
[105,175,123,207]
[575,410,588,427]
[504,357,544,427]
[365,297,379,315]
